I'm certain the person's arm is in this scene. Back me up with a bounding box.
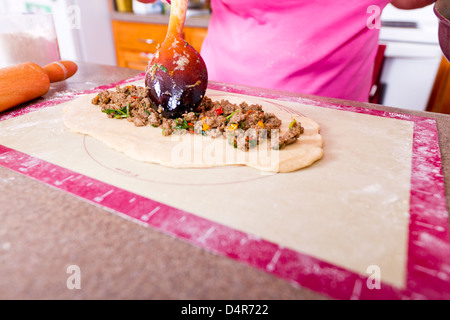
[390,0,436,9]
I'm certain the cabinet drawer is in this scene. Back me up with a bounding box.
[118,49,153,70]
[112,19,208,71]
[112,20,167,53]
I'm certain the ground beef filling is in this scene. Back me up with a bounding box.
[91,85,304,151]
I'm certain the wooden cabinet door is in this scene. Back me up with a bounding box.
[112,21,166,70]
[184,26,208,53]
[427,57,450,115]
[112,21,167,53]
[120,50,153,70]
[112,20,208,71]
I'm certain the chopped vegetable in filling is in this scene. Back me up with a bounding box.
[91,85,304,151]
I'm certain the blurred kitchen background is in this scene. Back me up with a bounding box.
[0,0,448,113]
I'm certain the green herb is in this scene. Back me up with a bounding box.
[102,109,115,115]
[102,106,130,119]
[226,110,238,120]
[151,63,168,73]
[289,119,297,129]
[174,118,189,130]
[144,110,152,116]
[225,110,239,124]
[160,64,168,72]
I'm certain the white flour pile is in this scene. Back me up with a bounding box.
[0,32,60,68]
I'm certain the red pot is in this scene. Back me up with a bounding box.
[435,0,450,61]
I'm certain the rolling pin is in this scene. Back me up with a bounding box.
[0,61,78,112]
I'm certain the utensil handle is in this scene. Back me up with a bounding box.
[167,0,188,38]
[43,61,78,83]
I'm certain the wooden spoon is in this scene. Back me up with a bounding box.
[145,0,208,118]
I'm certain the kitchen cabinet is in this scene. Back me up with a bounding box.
[183,26,208,54]
[427,57,450,115]
[111,20,208,71]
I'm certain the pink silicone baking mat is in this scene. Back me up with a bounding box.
[1,74,449,300]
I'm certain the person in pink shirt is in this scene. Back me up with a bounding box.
[138,0,437,102]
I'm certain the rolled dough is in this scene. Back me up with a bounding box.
[63,84,324,173]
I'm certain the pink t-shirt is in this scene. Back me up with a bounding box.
[201,0,391,102]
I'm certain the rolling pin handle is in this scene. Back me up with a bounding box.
[43,61,78,83]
